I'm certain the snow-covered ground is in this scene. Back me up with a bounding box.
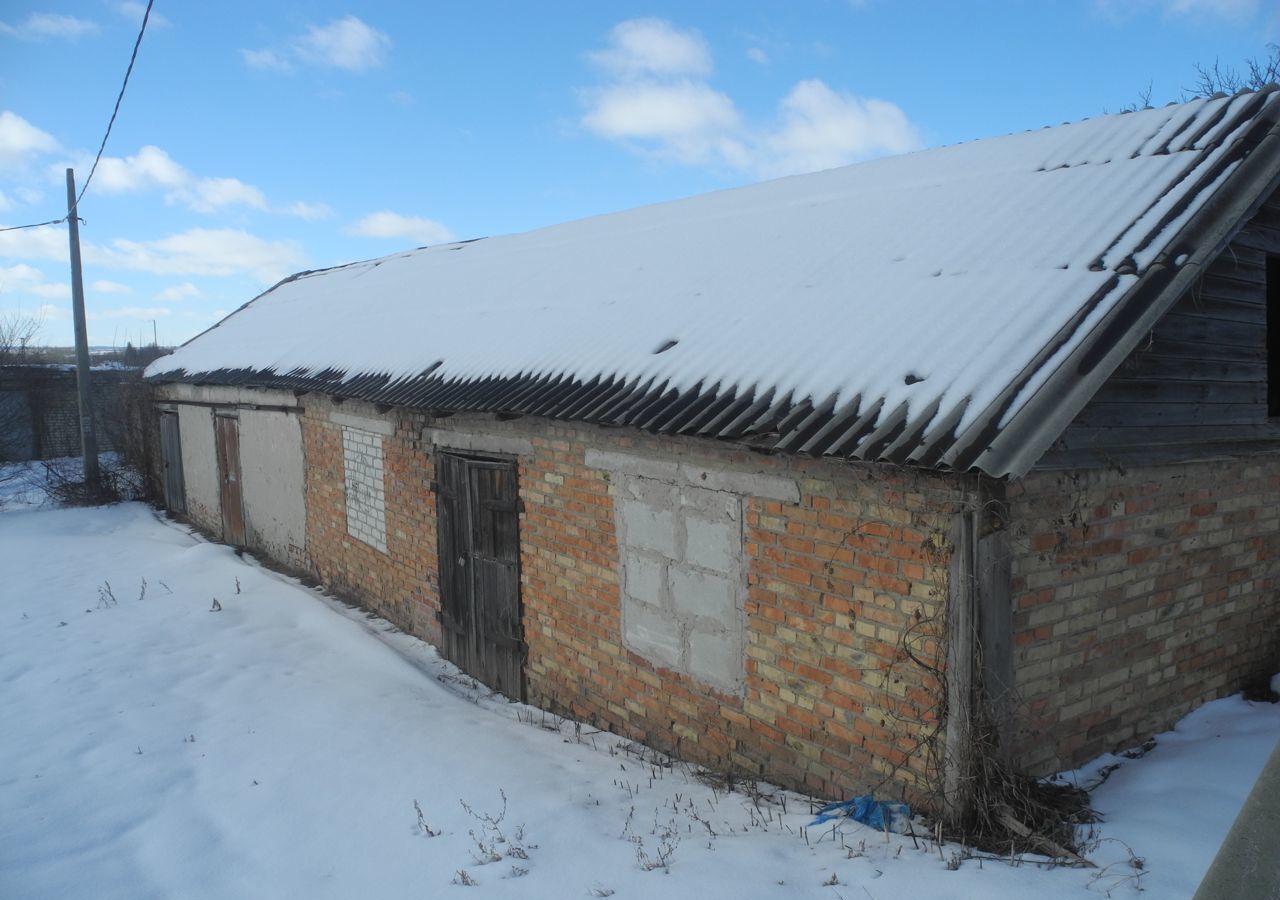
[2,477,1277,899]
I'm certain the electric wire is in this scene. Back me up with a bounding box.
[0,0,155,234]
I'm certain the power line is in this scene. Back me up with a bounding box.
[0,0,155,234]
[72,0,155,214]
[0,218,69,234]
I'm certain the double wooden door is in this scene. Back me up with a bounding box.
[435,453,525,701]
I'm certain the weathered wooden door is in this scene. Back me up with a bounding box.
[214,413,246,546]
[435,453,525,700]
[158,410,186,513]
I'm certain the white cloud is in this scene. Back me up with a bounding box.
[0,189,12,212]
[758,80,921,177]
[88,228,306,284]
[0,263,68,299]
[157,282,201,302]
[242,47,293,73]
[88,305,172,321]
[181,177,268,214]
[588,18,712,78]
[0,111,60,168]
[580,22,920,178]
[32,302,68,322]
[278,200,333,220]
[296,16,390,70]
[746,47,769,65]
[346,211,455,246]
[1094,0,1258,19]
[582,82,743,168]
[1164,0,1257,16]
[91,279,133,295]
[0,217,305,285]
[246,15,390,74]
[0,12,98,40]
[93,145,187,193]
[85,144,324,217]
[0,220,66,261]
[0,302,65,327]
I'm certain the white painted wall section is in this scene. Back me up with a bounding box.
[176,405,220,533]
[238,409,308,569]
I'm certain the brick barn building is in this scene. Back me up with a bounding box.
[146,90,1280,809]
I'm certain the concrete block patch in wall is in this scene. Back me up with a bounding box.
[609,464,749,696]
[619,499,678,558]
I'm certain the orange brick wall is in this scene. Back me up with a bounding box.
[1007,457,1280,774]
[298,400,962,802]
[301,398,442,644]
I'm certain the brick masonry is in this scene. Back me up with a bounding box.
[1007,456,1280,774]
[158,386,1280,803]
[296,398,962,802]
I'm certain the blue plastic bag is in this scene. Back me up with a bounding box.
[809,795,912,832]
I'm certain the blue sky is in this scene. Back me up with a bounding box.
[1,1,1276,348]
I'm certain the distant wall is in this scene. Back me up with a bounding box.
[0,366,130,461]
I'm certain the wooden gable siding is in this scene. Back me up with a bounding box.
[1037,185,1280,470]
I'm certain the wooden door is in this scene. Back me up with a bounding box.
[436,453,525,700]
[214,413,246,546]
[158,410,186,513]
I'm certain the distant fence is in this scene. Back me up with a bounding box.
[0,366,136,461]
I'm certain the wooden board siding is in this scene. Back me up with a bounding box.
[1038,186,1280,470]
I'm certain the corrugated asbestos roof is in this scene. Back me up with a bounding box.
[147,90,1280,477]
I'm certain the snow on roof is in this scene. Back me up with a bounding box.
[149,90,1280,476]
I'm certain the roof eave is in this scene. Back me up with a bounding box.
[945,95,1280,479]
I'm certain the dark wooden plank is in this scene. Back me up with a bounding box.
[1056,422,1280,448]
[1231,229,1280,254]
[1206,240,1266,270]
[436,453,474,678]
[159,411,186,514]
[1037,438,1280,470]
[467,459,524,701]
[977,521,1013,748]
[1155,313,1265,349]
[1183,280,1267,313]
[1072,401,1268,428]
[214,415,245,545]
[1116,355,1266,381]
[1202,255,1266,282]
[1089,379,1265,406]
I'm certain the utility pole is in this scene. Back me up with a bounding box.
[66,168,99,485]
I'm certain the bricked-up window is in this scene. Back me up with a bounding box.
[614,473,746,695]
[342,426,388,553]
[1269,255,1280,418]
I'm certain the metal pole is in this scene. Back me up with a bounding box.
[65,168,99,485]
